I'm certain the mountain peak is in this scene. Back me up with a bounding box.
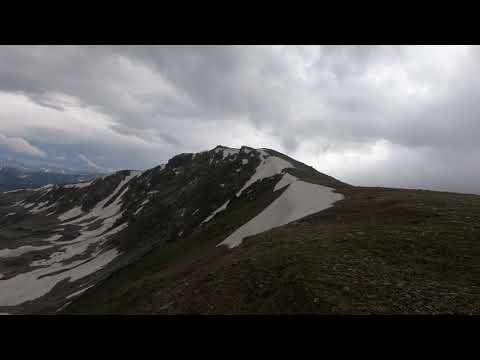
[1,145,477,315]
[0,145,348,313]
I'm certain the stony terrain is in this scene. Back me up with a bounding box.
[1,145,479,314]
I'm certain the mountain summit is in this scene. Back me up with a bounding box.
[0,146,346,313]
[1,146,479,314]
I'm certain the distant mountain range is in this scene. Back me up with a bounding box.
[0,148,117,177]
[0,161,101,192]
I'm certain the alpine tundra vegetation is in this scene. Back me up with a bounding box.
[0,145,479,314]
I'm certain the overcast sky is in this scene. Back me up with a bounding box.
[1,45,479,194]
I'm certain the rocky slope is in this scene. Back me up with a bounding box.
[2,145,479,315]
[0,146,347,314]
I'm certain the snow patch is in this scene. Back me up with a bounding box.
[66,284,95,299]
[45,234,64,243]
[58,206,84,221]
[28,201,48,212]
[13,200,25,207]
[134,198,150,216]
[0,248,119,306]
[35,184,54,192]
[3,189,25,194]
[32,221,127,266]
[273,173,297,191]
[213,146,241,160]
[219,179,343,248]
[236,155,294,197]
[61,171,138,225]
[63,182,92,189]
[30,201,57,215]
[56,301,72,312]
[0,245,53,258]
[30,174,135,271]
[202,200,230,224]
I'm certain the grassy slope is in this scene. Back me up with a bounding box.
[167,186,480,314]
[65,184,480,314]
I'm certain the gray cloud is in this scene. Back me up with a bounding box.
[0,133,46,158]
[0,45,480,193]
[77,153,104,172]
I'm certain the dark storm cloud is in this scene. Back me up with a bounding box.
[1,45,480,194]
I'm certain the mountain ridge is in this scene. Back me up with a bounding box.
[1,145,479,314]
[0,145,346,313]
